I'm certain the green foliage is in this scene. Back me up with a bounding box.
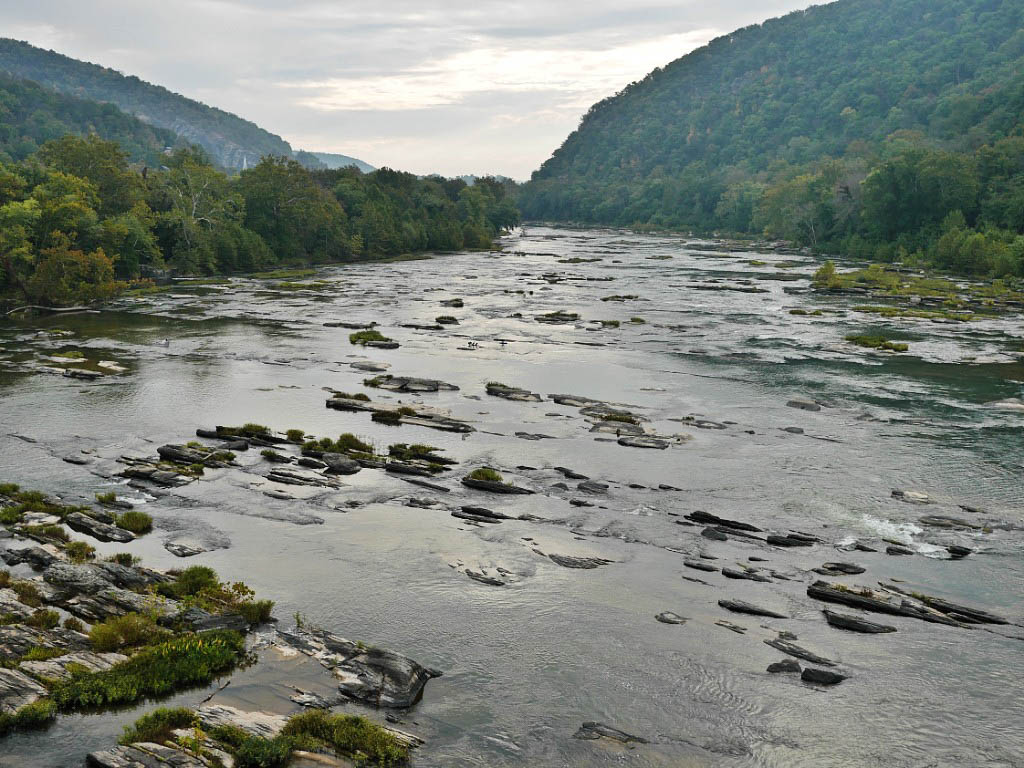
[349,329,392,345]
[845,334,909,352]
[0,698,56,736]
[106,552,140,567]
[155,566,273,624]
[12,581,43,607]
[63,617,85,633]
[26,609,61,630]
[467,468,504,484]
[312,433,374,455]
[334,390,371,401]
[95,492,117,505]
[371,411,403,426]
[282,709,409,766]
[119,707,197,746]
[50,630,245,711]
[65,540,96,564]
[285,429,305,442]
[519,0,1024,278]
[115,510,153,534]
[89,612,169,653]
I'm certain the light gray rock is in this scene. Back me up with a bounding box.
[20,651,127,681]
[0,668,48,714]
[65,511,135,543]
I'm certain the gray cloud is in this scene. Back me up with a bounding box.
[0,0,814,178]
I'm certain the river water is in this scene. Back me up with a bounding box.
[1,226,1022,767]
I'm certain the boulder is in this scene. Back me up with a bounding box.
[321,453,363,476]
[701,527,728,541]
[0,546,58,570]
[157,444,208,465]
[65,511,135,543]
[767,659,801,674]
[277,627,441,708]
[813,562,865,576]
[164,541,207,558]
[801,668,847,686]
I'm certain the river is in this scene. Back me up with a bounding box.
[1,225,1022,767]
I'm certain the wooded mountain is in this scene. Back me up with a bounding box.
[520,0,1024,270]
[0,71,177,165]
[0,39,371,173]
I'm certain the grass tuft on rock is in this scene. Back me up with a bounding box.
[0,699,56,737]
[119,706,196,746]
[467,467,504,484]
[845,334,909,352]
[349,329,392,346]
[115,510,153,534]
[50,630,246,711]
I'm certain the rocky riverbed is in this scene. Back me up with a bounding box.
[0,225,1022,767]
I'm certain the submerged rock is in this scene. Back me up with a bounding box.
[686,511,762,532]
[548,554,613,569]
[278,627,441,708]
[814,562,865,576]
[655,612,687,625]
[786,398,822,412]
[461,477,533,495]
[573,722,648,744]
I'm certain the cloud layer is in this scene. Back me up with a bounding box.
[0,0,814,178]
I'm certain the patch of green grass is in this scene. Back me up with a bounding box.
[0,699,56,737]
[600,412,640,425]
[65,540,96,564]
[282,709,409,766]
[247,268,317,280]
[309,433,374,454]
[629,317,646,324]
[372,411,403,426]
[156,567,273,625]
[51,350,86,359]
[26,609,60,630]
[119,706,197,746]
[12,581,43,607]
[285,429,306,443]
[64,617,85,633]
[21,524,70,543]
[845,334,909,352]
[601,295,638,302]
[106,553,140,567]
[95,492,117,505]
[216,424,271,438]
[115,510,153,535]
[349,329,393,346]
[50,630,246,711]
[599,319,620,328]
[467,468,504,484]
[89,612,169,653]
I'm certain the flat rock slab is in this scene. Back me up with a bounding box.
[0,667,48,714]
[787,399,821,411]
[765,637,835,666]
[548,554,613,569]
[683,560,719,573]
[20,651,127,681]
[718,600,788,619]
[164,540,207,558]
[486,383,543,401]
[461,477,533,494]
[618,436,670,449]
[686,511,762,532]
[197,704,288,739]
[86,743,210,768]
[0,624,89,660]
[722,567,772,582]
[278,627,441,708]
[823,609,897,634]
[366,375,459,393]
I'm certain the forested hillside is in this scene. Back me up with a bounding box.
[0,38,293,169]
[0,72,176,165]
[0,136,519,306]
[521,0,1024,276]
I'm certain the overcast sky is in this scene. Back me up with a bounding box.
[2,1,816,178]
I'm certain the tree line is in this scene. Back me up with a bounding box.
[0,135,520,306]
